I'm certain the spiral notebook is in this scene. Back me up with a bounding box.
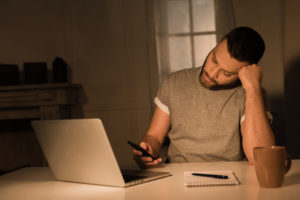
[184,170,240,187]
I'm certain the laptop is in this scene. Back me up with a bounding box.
[31,118,171,187]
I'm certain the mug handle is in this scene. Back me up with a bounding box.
[285,154,292,174]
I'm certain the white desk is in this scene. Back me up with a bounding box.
[0,160,300,200]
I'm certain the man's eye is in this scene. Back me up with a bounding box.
[212,56,217,63]
[223,71,232,77]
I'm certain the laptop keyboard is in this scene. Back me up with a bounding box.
[122,174,147,182]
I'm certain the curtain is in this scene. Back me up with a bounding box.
[153,0,169,83]
[214,0,236,42]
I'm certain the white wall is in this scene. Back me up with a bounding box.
[233,0,286,148]
[69,0,156,166]
[233,0,300,157]
[284,0,300,158]
[0,0,156,168]
[233,0,285,97]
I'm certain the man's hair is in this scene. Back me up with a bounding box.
[222,26,265,64]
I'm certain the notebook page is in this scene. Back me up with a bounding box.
[184,170,240,187]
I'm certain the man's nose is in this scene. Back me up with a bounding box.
[209,66,220,79]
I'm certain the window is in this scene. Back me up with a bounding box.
[155,0,217,78]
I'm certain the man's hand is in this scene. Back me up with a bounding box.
[238,64,262,91]
[133,142,162,169]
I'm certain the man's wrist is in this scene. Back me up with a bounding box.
[141,136,161,157]
[244,85,262,95]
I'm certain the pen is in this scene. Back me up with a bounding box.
[191,173,228,179]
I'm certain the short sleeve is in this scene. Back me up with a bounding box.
[262,89,273,122]
[240,90,246,124]
[154,77,171,114]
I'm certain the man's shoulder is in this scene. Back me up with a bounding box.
[170,67,200,75]
[167,67,201,81]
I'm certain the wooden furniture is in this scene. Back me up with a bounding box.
[1,160,300,200]
[0,84,81,170]
[0,83,81,120]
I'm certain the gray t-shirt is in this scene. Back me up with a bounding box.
[155,67,270,163]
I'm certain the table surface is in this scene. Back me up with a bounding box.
[1,160,300,200]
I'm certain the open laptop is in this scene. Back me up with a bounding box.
[31,118,171,187]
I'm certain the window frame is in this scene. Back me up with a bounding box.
[164,0,217,71]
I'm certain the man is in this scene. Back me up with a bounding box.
[133,26,275,168]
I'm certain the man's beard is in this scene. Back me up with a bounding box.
[199,55,241,90]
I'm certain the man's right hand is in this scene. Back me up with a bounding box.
[133,142,162,169]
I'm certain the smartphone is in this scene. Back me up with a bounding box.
[128,141,157,160]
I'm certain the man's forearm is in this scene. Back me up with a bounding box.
[242,88,275,164]
[139,106,170,158]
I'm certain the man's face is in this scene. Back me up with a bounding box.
[199,39,249,90]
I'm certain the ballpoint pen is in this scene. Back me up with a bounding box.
[191,173,228,179]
